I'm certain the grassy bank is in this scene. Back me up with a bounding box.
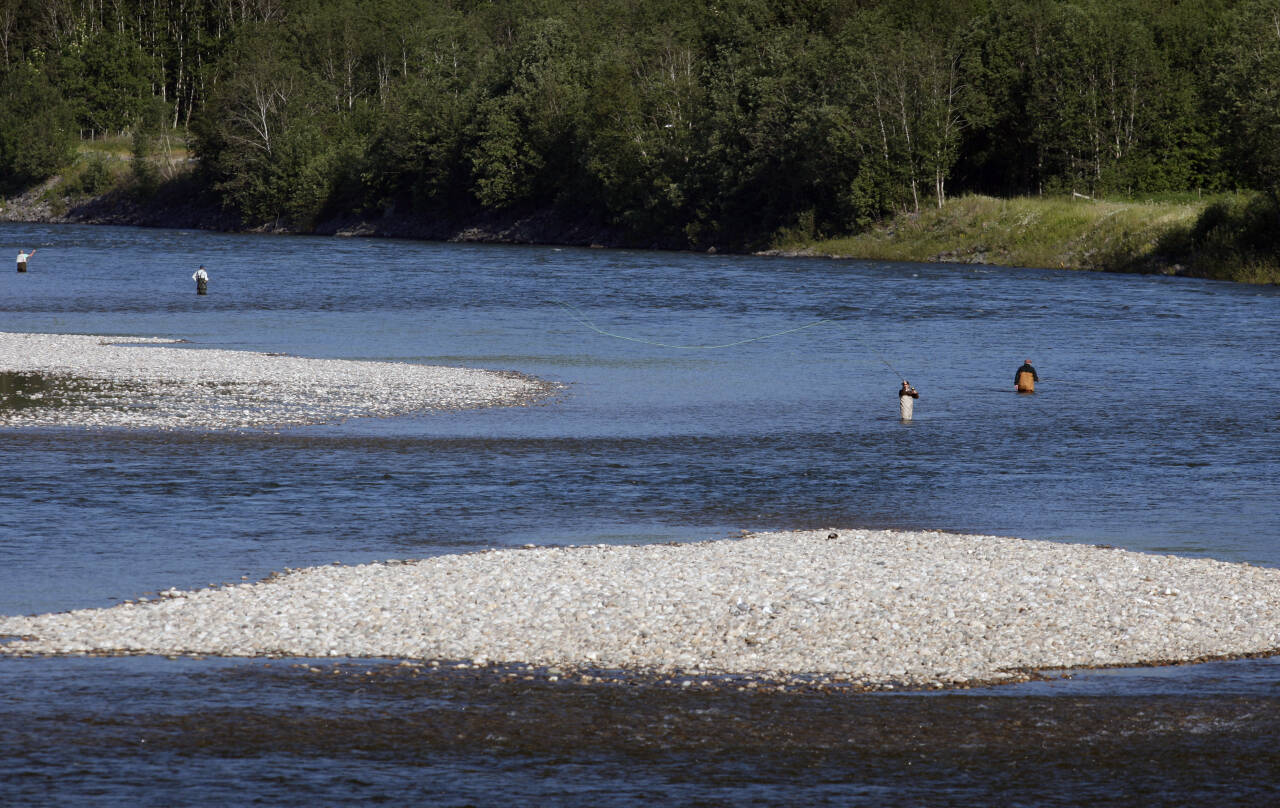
[61,133,193,202]
[775,194,1280,284]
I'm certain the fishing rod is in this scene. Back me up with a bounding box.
[878,357,907,382]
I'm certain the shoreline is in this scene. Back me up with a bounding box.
[7,185,1273,284]
[0,181,632,250]
[4,529,1278,691]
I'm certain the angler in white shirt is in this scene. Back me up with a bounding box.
[192,265,209,295]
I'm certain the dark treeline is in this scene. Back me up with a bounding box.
[2,0,1280,249]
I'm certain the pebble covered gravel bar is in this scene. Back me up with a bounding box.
[4,530,1279,689]
[0,331,555,429]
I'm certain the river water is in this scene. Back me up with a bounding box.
[1,222,1277,805]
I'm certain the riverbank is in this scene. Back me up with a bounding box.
[0,169,622,248]
[766,194,1280,284]
[4,529,1278,690]
[5,166,1277,283]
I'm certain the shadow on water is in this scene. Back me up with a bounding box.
[5,659,1280,806]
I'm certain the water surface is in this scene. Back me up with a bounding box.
[1,223,1277,805]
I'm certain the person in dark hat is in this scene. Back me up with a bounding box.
[1015,359,1038,393]
[192,265,209,295]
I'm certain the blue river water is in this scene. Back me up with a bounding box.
[1,222,1278,805]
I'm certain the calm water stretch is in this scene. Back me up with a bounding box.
[1,222,1277,805]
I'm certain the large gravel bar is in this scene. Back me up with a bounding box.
[0,331,554,429]
[4,530,1279,689]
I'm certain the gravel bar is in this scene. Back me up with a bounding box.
[0,331,555,429]
[4,530,1279,689]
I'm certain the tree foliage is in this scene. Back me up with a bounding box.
[0,64,78,193]
[1213,0,1280,203]
[2,0,1280,246]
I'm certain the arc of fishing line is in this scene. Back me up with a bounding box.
[553,299,914,382]
[552,300,837,350]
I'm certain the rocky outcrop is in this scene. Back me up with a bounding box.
[0,175,239,231]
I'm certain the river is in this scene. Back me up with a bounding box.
[1,222,1277,805]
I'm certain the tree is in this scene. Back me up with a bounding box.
[60,28,156,137]
[834,10,965,217]
[193,23,341,227]
[468,16,589,210]
[1213,0,1280,203]
[361,4,482,214]
[580,16,705,243]
[0,64,77,193]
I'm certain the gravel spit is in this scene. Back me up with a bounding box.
[3,530,1278,689]
[0,331,555,429]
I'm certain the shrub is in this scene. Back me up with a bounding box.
[67,155,117,196]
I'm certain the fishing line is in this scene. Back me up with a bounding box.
[552,300,837,350]
[552,299,913,380]
[554,300,1072,393]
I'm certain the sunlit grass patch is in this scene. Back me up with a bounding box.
[55,131,196,199]
[788,194,1210,273]
[76,132,192,165]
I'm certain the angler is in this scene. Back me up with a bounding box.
[1015,359,1038,393]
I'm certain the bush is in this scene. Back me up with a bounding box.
[67,154,117,196]
[1174,193,1280,282]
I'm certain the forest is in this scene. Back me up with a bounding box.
[1,0,1279,253]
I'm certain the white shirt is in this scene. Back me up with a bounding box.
[17,252,28,262]
[192,268,208,281]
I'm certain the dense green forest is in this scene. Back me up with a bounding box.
[1,0,1279,254]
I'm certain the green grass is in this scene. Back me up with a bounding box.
[74,131,191,159]
[75,134,134,157]
[781,194,1199,269]
[53,131,195,200]
[777,194,1278,284]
